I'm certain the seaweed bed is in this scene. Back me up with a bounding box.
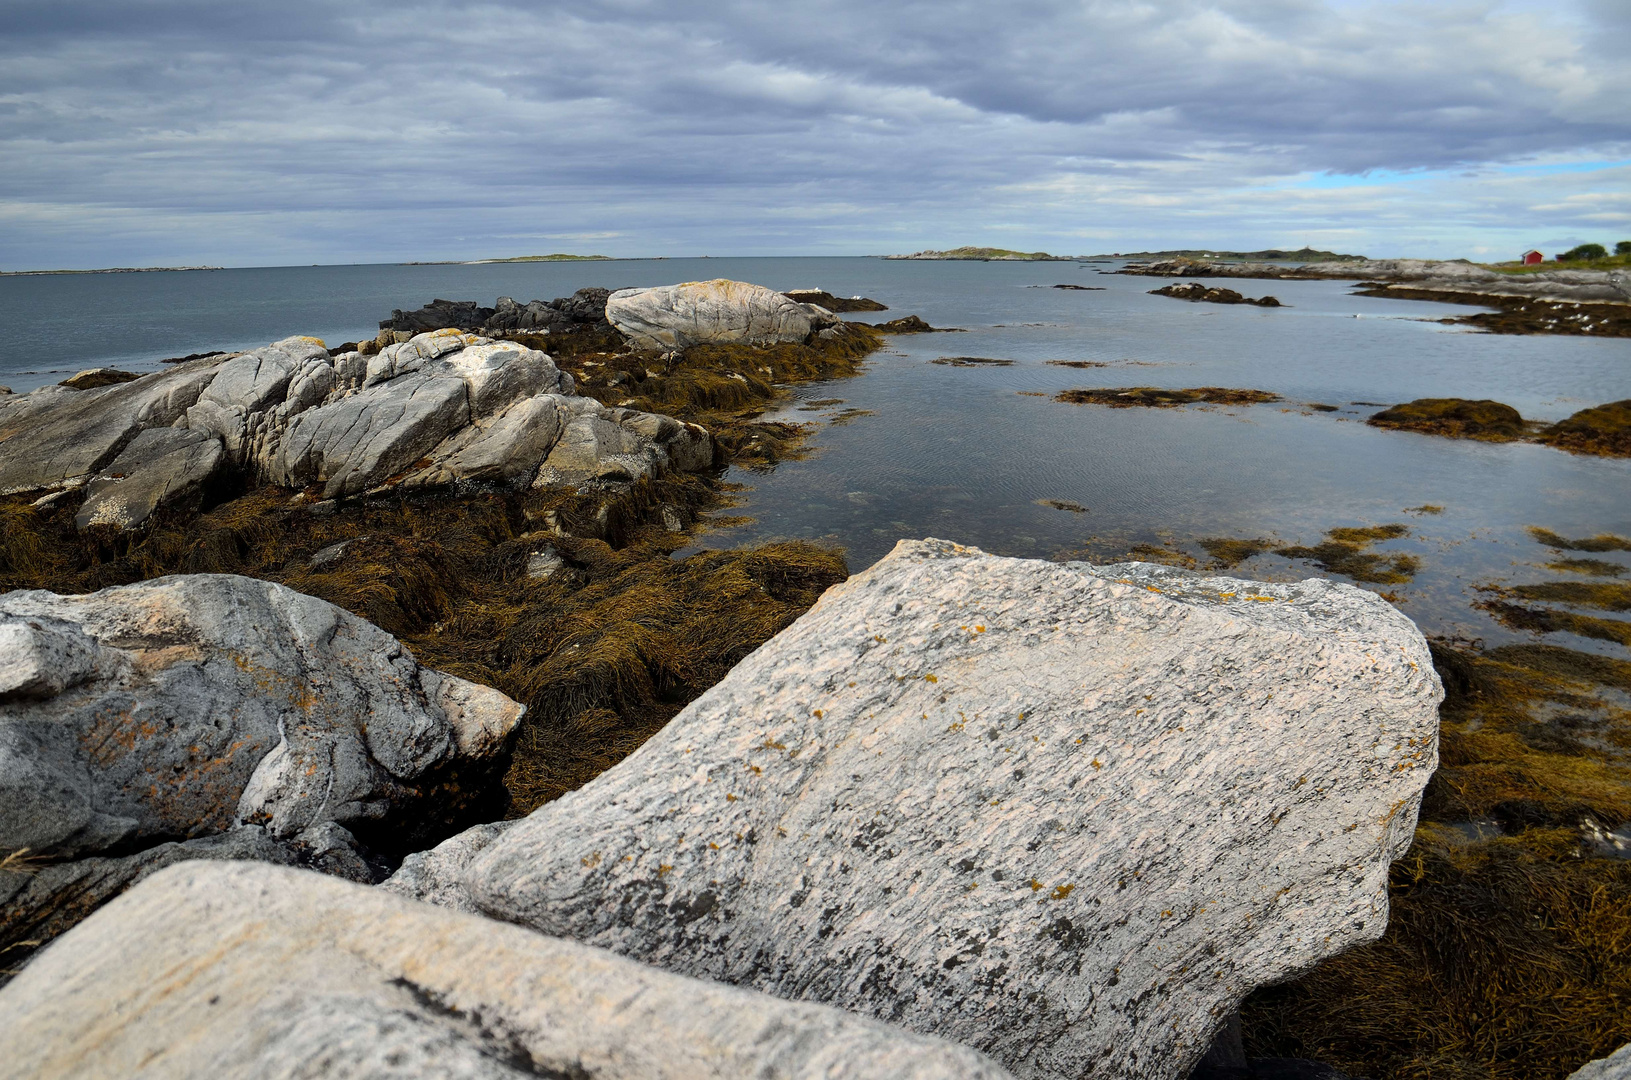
[1055,386,1283,407]
[1366,398,1631,458]
[1353,286,1631,338]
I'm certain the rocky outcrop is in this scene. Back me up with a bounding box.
[1150,282,1282,307]
[0,329,712,528]
[381,287,614,336]
[389,539,1443,1080]
[783,288,888,312]
[606,279,838,350]
[1122,256,1631,304]
[1,574,523,958]
[0,861,1015,1080]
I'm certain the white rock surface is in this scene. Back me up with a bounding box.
[1569,1044,1631,1080]
[606,278,825,350]
[0,861,1016,1080]
[391,539,1443,1080]
[1,574,522,956]
[0,329,713,528]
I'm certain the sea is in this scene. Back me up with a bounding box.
[3,257,1628,647]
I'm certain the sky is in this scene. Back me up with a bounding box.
[1,0,1628,268]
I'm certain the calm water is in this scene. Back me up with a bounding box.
[3,257,1628,647]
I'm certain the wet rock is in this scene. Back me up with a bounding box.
[60,368,141,390]
[0,574,523,957]
[74,426,225,531]
[379,297,493,334]
[874,314,961,333]
[1151,283,1282,307]
[526,546,567,580]
[1538,399,1631,457]
[606,279,819,350]
[389,539,1442,1080]
[0,861,1015,1080]
[783,288,889,312]
[1568,1043,1631,1079]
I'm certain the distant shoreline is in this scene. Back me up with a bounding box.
[402,254,613,266]
[0,265,223,277]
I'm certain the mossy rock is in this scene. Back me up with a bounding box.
[1367,398,1526,441]
[1537,399,1631,457]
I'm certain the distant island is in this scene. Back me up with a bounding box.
[1086,246,1367,262]
[0,265,222,276]
[404,254,613,266]
[884,247,1073,261]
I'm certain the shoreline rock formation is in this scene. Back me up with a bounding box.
[1150,282,1282,307]
[0,329,712,531]
[0,861,1016,1080]
[389,539,1443,1080]
[1,573,523,965]
[605,279,842,351]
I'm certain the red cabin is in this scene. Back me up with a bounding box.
[1521,249,1544,265]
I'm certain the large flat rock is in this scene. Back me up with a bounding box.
[606,278,828,350]
[390,540,1442,1080]
[1,573,522,956]
[0,861,1014,1080]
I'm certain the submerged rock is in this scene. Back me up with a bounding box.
[0,861,1015,1080]
[0,574,523,959]
[606,279,832,350]
[389,539,1442,1080]
[0,330,712,528]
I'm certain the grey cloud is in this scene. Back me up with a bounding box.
[0,0,1627,266]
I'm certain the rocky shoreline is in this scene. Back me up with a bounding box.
[1120,256,1631,334]
[2,278,1628,1079]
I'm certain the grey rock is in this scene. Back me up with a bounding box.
[74,426,225,531]
[271,372,471,498]
[1580,818,1631,859]
[0,356,223,496]
[525,547,566,581]
[534,403,711,489]
[0,862,1015,1080]
[306,537,358,570]
[606,278,818,350]
[0,574,522,954]
[1569,1044,1631,1080]
[391,539,1442,1080]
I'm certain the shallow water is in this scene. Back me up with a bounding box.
[3,257,1628,648]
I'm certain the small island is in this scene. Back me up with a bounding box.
[403,253,613,265]
[884,246,1073,261]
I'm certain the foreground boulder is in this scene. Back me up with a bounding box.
[607,278,839,350]
[0,861,1014,1079]
[1,574,522,959]
[1569,1044,1631,1080]
[389,539,1443,1080]
[0,329,711,528]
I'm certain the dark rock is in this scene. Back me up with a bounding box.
[1150,283,1282,307]
[551,286,613,323]
[783,289,889,312]
[873,314,961,333]
[379,298,494,333]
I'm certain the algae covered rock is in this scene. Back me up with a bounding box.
[0,573,523,958]
[389,539,1443,1080]
[606,278,824,350]
[0,861,1016,1080]
[1367,397,1527,441]
[1538,399,1631,457]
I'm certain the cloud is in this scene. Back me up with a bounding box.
[0,0,1627,266]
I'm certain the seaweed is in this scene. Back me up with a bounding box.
[1275,524,1419,584]
[1548,559,1627,578]
[931,356,1014,367]
[1054,387,1282,408]
[1530,528,1631,553]
[1507,581,1631,612]
[1037,499,1089,513]
[1478,601,1631,647]
[1198,537,1274,569]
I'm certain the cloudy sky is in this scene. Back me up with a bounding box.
[2,0,1628,267]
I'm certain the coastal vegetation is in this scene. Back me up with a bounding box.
[885,246,1066,260]
[1366,398,1631,457]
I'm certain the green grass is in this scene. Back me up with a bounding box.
[1483,253,1631,275]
